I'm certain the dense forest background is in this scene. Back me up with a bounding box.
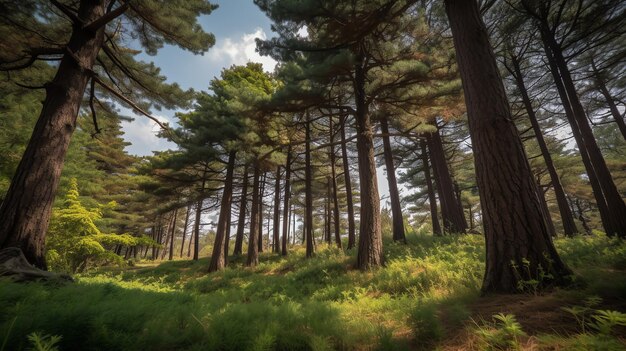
[0,0,625,350]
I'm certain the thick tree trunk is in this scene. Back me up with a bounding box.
[543,28,626,238]
[340,115,357,249]
[420,140,442,236]
[272,166,281,253]
[0,0,108,269]
[180,205,191,258]
[281,149,292,256]
[258,173,266,253]
[354,50,383,269]
[168,208,178,261]
[427,126,466,234]
[233,167,249,256]
[445,0,572,293]
[305,114,315,258]
[246,164,261,267]
[510,55,578,236]
[541,34,616,236]
[209,151,236,273]
[329,118,342,248]
[380,116,406,243]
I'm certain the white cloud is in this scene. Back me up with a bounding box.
[208,28,277,72]
[121,114,177,157]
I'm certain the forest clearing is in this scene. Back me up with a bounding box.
[1,0,626,350]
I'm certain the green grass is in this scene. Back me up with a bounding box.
[1,234,625,350]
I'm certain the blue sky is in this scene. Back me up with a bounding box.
[121,0,277,156]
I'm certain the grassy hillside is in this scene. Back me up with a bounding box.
[1,233,625,350]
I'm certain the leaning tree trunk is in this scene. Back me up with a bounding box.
[427,125,466,234]
[590,59,626,141]
[420,140,442,236]
[209,151,236,273]
[354,49,383,269]
[380,116,406,243]
[510,54,578,236]
[233,167,249,256]
[543,27,626,238]
[329,117,342,248]
[281,149,292,256]
[0,0,108,269]
[272,166,281,253]
[340,115,357,249]
[305,113,315,258]
[246,164,261,267]
[445,0,572,293]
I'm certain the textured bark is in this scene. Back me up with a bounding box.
[420,140,442,236]
[209,151,236,273]
[445,0,572,293]
[354,50,383,269]
[380,116,406,242]
[510,54,578,236]
[305,114,315,258]
[0,0,108,269]
[180,205,191,258]
[329,118,342,248]
[258,173,266,252]
[246,165,261,267]
[168,208,178,261]
[281,149,292,255]
[537,184,557,237]
[427,127,466,234]
[340,115,357,249]
[542,27,626,238]
[325,177,332,244]
[192,199,203,261]
[233,167,249,256]
[272,166,281,253]
[590,59,626,140]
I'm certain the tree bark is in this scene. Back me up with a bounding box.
[180,205,191,258]
[445,0,572,293]
[192,198,203,261]
[325,176,332,244]
[246,164,261,267]
[509,54,578,236]
[233,166,249,256]
[272,166,281,253]
[305,113,315,258]
[380,116,406,243]
[209,151,236,272]
[0,0,108,269]
[590,59,626,140]
[329,118,342,248]
[168,208,178,261]
[354,49,383,269]
[281,149,292,256]
[420,140,442,236]
[340,115,357,249]
[258,172,266,252]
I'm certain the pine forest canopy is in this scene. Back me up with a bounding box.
[1,2,626,346]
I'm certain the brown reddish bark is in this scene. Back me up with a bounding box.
[281,149,292,255]
[0,0,108,269]
[509,54,578,236]
[445,0,572,293]
[246,164,261,267]
[340,115,356,249]
[329,118,342,248]
[209,151,236,273]
[305,114,315,258]
[272,166,281,253]
[354,49,383,269]
[233,166,249,256]
[380,116,406,243]
[420,140,442,236]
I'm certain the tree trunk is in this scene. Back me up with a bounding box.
[209,151,236,272]
[272,166,281,253]
[180,205,191,258]
[0,0,108,269]
[258,172,266,252]
[340,115,357,249]
[168,208,178,261]
[233,166,249,256]
[542,27,626,238]
[192,198,203,261]
[426,126,466,234]
[246,164,261,267]
[305,113,315,258]
[537,183,557,237]
[591,56,626,140]
[329,118,342,248]
[354,49,383,269]
[420,140,442,236]
[281,149,292,256]
[380,116,406,243]
[445,0,572,293]
[325,176,332,244]
[510,54,578,236]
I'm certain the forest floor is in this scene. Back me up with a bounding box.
[1,233,625,350]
